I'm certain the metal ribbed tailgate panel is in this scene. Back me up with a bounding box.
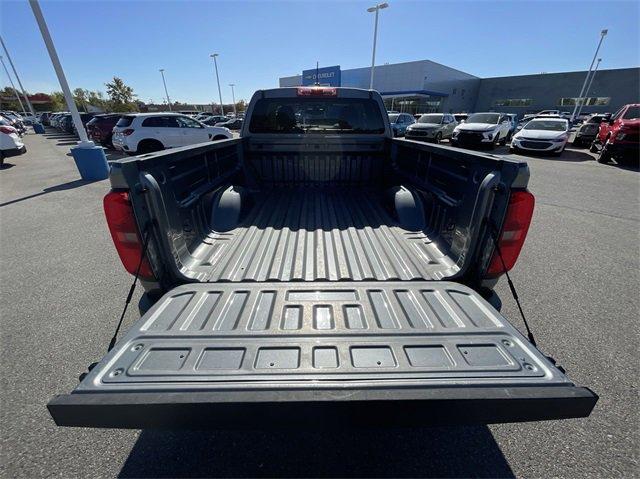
[193,190,456,282]
[74,282,573,391]
[49,281,597,428]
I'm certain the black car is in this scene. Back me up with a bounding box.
[572,114,611,147]
[215,118,243,130]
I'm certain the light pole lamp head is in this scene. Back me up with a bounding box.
[159,68,164,73]
[367,3,388,12]
[601,29,608,36]
[210,53,219,58]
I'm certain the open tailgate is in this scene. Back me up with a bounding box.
[49,281,596,429]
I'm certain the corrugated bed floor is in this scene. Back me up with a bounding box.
[193,189,456,282]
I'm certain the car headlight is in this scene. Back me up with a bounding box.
[483,130,496,139]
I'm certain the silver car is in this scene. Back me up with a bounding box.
[405,113,457,143]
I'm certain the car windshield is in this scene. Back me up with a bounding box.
[418,114,443,124]
[466,113,500,124]
[523,120,567,131]
[249,98,386,134]
[622,106,640,119]
[388,114,400,122]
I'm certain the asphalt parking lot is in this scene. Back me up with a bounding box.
[1,130,638,478]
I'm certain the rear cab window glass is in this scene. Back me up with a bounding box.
[249,98,386,134]
[116,116,135,127]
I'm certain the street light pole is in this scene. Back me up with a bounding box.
[367,2,388,90]
[210,53,224,116]
[28,0,89,143]
[229,83,237,116]
[0,36,36,116]
[576,58,602,120]
[29,0,108,181]
[571,29,607,122]
[0,56,26,114]
[159,69,171,111]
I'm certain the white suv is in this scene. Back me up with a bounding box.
[112,113,233,155]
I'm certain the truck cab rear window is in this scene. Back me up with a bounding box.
[249,98,386,134]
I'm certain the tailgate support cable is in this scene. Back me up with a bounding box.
[488,223,538,347]
[107,222,152,352]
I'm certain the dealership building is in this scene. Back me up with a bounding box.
[279,60,639,117]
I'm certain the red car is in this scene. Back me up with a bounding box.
[590,103,639,164]
[85,114,122,148]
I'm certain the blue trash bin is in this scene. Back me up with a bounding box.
[70,143,110,181]
[33,123,45,134]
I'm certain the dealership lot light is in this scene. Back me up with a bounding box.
[367,2,388,90]
[210,53,225,116]
[571,29,607,122]
[159,69,172,111]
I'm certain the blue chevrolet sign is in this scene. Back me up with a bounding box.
[302,65,341,87]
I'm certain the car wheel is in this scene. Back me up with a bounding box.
[596,142,611,163]
[137,139,164,154]
[0,151,4,168]
[589,141,600,153]
[434,132,442,144]
[499,133,507,146]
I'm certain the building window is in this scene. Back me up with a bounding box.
[558,97,611,106]
[452,88,457,95]
[494,98,534,107]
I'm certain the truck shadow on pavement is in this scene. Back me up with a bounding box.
[0,178,98,208]
[118,426,514,478]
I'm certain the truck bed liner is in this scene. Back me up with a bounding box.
[193,189,457,282]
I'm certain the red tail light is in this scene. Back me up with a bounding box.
[103,191,154,279]
[122,129,135,136]
[485,190,535,278]
[297,87,337,97]
[0,125,16,134]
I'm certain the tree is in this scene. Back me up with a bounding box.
[88,90,108,111]
[0,86,22,110]
[105,77,137,112]
[73,88,90,112]
[49,91,66,111]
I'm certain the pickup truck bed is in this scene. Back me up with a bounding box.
[48,87,596,429]
[195,188,453,282]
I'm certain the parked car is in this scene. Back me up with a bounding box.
[1,112,26,135]
[112,113,233,154]
[505,114,519,135]
[39,112,52,126]
[0,119,26,166]
[572,114,611,147]
[510,117,570,156]
[388,113,415,137]
[214,118,243,130]
[590,103,640,164]
[48,86,597,430]
[71,113,96,135]
[60,114,74,134]
[405,113,457,143]
[201,115,229,125]
[18,112,39,125]
[86,114,122,148]
[453,113,469,124]
[451,112,512,148]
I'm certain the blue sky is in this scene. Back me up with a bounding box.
[2,0,639,104]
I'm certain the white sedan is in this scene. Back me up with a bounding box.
[0,121,26,166]
[510,118,570,156]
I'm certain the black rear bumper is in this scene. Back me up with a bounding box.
[48,386,597,430]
